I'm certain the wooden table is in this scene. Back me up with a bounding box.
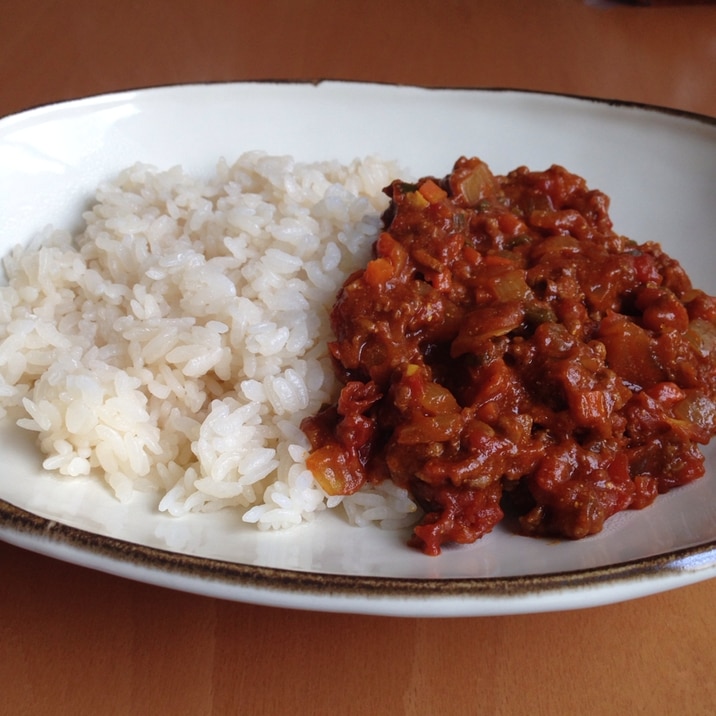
[2,1,716,713]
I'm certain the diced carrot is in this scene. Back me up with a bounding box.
[375,231,397,256]
[418,179,448,204]
[462,245,481,267]
[498,211,525,235]
[376,231,408,276]
[364,257,393,287]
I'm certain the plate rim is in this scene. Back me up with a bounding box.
[3,78,716,127]
[2,495,716,611]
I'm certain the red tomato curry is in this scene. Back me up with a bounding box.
[301,157,716,555]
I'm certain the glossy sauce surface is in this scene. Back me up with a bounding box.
[304,158,716,554]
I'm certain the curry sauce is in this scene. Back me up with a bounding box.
[301,158,716,555]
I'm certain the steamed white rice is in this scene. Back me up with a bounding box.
[0,152,418,531]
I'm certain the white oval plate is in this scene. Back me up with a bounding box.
[1,82,716,617]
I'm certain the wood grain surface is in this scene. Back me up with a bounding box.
[2,1,716,714]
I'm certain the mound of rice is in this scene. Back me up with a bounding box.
[0,152,418,530]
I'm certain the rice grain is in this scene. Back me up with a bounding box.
[0,152,420,531]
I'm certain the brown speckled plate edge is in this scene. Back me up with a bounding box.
[2,496,716,613]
